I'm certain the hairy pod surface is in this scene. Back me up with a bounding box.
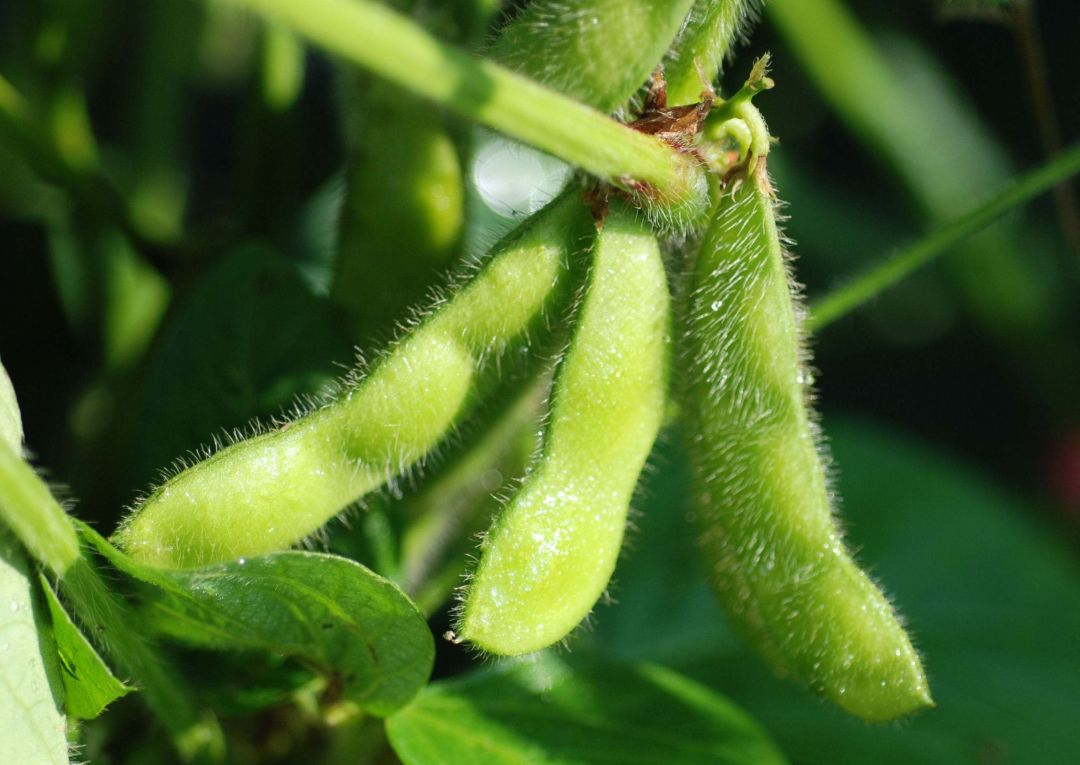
[459,199,670,655]
[490,0,695,115]
[115,193,591,569]
[666,0,762,106]
[681,166,931,721]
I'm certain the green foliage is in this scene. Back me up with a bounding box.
[40,578,132,720]
[1,1,1078,764]
[0,531,67,765]
[84,526,432,716]
[386,652,787,765]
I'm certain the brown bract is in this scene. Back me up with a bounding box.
[628,69,714,150]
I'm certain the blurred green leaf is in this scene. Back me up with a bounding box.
[134,245,350,487]
[386,651,787,765]
[47,220,170,371]
[260,22,306,113]
[0,530,68,765]
[591,417,1080,764]
[83,525,433,717]
[40,576,132,720]
[101,230,170,370]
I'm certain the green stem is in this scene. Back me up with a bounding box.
[221,0,701,200]
[0,443,221,761]
[810,142,1080,331]
[0,445,80,576]
[61,554,224,762]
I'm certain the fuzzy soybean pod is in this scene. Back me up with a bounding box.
[489,0,695,114]
[459,199,670,655]
[681,166,932,722]
[115,193,591,569]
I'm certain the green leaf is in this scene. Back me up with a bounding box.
[591,417,1080,764]
[385,652,786,765]
[81,525,433,717]
[133,245,351,487]
[0,530,68,765]
[39,576,131,720]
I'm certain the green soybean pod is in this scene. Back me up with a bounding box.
[489,0,695,114]
[459,198,670,655]
[666,0,761,107]
[115,192,591,569]
[333,83,465,340]
[681,165,932,722]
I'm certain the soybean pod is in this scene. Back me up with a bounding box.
[459,198,669,655]
[115,192,591,569]
[681,165,932,722]
[333,83,465,340]
[489,0,695,114]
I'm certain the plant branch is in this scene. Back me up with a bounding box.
[0,445,80,576]
[221,0,703,201]
[809,141,1080,331]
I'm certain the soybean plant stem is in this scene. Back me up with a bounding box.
[0,444,222,762]
[809,141,1080,331]
[0,446,80,576]
[222,0,699,198]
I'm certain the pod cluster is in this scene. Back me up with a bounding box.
[116,0,931,724]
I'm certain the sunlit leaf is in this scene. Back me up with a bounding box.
[386,652,786,765]
[82,526,433,716]
[0,531,68,765]
[40,577,131,720]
